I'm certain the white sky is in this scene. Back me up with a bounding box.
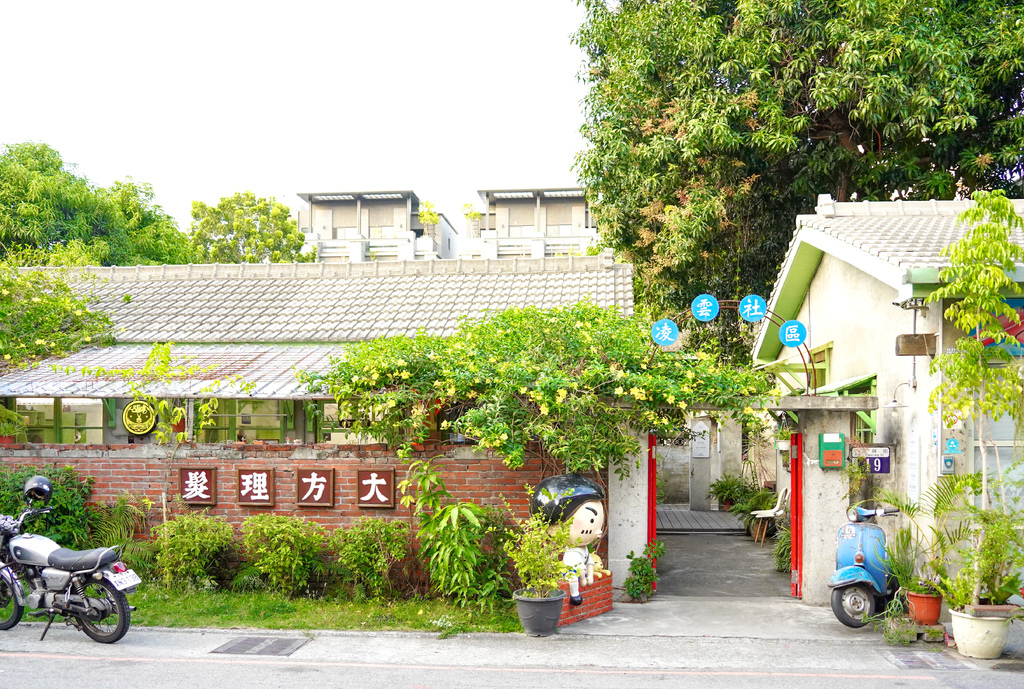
[1,1,590,233]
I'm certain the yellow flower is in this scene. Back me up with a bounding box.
[1,289,8,296]
[519,387,528,394]
[31,297,41,303]
[614,386,624,396]
[400,370,411,379]
[395,359,406,367]
[500,433,508,441]
[555,389,567,403]
[2,354,10,360]
[667,394,676,404]
[34,339,46,345]
[74,309,83,316]
[742,406,754,415]
[539,403,549,415]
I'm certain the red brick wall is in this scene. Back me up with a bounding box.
[558,575,614,626]
[0,442,545,529]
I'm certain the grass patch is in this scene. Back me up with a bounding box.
[129,584,521,635]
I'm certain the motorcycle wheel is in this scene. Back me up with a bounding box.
[0,577,24,630]
[831,585,875,628]
[78,578,130,643]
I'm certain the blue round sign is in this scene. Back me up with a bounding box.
[739,294,768,323]
[691,294,719,322]
[651,319,679,346]
[779,320,807,347]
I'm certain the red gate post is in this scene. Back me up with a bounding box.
[648,432,658,590]
[790,432,803,597]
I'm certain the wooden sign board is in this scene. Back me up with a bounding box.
[180,467,216,505]
[296,468,334,507]
[237,467,275,506]
[356,467,395,508]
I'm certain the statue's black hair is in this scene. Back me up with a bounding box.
[529,473,605,524]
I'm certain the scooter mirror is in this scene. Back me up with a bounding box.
[846,506,860,523]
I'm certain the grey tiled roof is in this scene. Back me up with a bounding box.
[799,196,1024,270]
[27,255,633,344]
[0,344,340,399]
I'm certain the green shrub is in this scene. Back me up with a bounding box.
[400,458,513,606]
[330,517,409,599]
[89,492,155,577]
[624,539,665,602]
[420,503,513,606]
[772,524,792,573]
[0,465,93,547]
[240,514,326,596]
[152,511,235,590]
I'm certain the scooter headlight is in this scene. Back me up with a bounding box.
[846,506,860,523]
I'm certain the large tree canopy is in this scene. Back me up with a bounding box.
[189,191,314,264]
[0,142,194,266]
[575,0,1024,327]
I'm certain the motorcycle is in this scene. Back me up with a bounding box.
[828,504,900,628]
[0,476,139,643]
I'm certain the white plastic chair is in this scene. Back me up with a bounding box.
[751,486,789,546]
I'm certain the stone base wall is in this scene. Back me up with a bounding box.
[557,575,613,626]
[0,441,545,529]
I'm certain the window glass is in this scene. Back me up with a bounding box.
[16,398,103,444]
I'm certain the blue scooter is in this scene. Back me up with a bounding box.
[828,505,901,628]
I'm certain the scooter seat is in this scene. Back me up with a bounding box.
[47,547,118,571]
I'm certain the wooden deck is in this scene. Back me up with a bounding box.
[656,504,745,534]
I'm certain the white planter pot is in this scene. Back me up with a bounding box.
[949,609,1011,659]
[776,439,791,452]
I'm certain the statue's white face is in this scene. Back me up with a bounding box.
[567,500,605,546]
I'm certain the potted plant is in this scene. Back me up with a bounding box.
[504,510,571,636]
[876,476,974,625]
[934,505,1024,659]
[0,418,25,444]
[774,424,792,452]
[708,473,752,510]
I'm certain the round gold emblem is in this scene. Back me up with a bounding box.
[122,400,157,435]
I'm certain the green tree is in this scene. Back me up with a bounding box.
[0,264,114,369]
[927,190,1024,507]
[189,191,314,263]
[575,0,1024,335]
[0,142,192,266]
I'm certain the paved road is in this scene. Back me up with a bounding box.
[1,622,1022,689]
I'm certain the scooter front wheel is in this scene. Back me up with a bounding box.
[831,585,875,628]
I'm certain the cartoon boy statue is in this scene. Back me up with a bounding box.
[530,473,608,606]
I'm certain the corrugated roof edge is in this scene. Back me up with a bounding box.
[17,251,630,282]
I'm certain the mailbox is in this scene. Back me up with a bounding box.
[819,432,846,468]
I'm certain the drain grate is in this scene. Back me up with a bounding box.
[210,636,309,657]
[880,650,975,671]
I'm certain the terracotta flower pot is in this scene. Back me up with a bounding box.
[0,436,14,444]
[906,591,942,626]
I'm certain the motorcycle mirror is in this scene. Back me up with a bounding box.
[846,506,860,523]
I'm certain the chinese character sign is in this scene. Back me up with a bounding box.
[180,468,216,505]
[296,468,334,507]
[650,319,679,346]
[356,468,395,508]
[778,320,807,347]
[237,468,275,506]
[690,294,719,322]
[739,295,767,323]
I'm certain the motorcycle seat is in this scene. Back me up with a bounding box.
[47,547,119,571]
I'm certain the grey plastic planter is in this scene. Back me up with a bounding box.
[513,588,565,636]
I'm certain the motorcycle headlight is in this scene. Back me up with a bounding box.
[846,506,860,523]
